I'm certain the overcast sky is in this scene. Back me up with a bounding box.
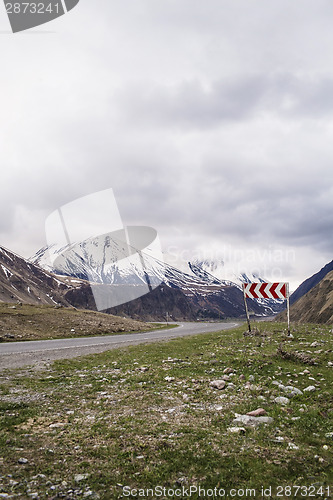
[1,0,333,290]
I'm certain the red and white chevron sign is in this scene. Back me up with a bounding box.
[243,282,288,300]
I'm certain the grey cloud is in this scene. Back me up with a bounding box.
[1,0,333,289]
[159,153,333,256]
[115,73,333,130]
[267,74,333,118]
[0,202,15,233]
[115,77,267,128]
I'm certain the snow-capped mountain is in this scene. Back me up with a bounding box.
[189,259,267,288]
[188,261,238,287]
[31,236,275,318]
[189,259,286,314]
[33,239,227,297]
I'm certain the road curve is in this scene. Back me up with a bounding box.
[0,321,239,370]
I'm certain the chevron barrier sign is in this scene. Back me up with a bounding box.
[243,282,287,300]
[242,282,290,335]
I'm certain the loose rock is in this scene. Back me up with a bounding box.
[247,408,267,417]
[232,414,273,427]
[49,422,67,428]
[283,385,303,397]
[210,380,226,390]
[303,385,316,392]
[288,442,299,450]
[273,436,285,442]
[274,396,289,405]
[74,474,89,482]
[227,426,246,434]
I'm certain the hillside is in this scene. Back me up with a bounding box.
[0,302,155,342]
[0,246,75,306]
[64,280,267,321]
[290,260,333,305]
[278,270,333,324]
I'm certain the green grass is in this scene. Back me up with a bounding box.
[0,322,332,499]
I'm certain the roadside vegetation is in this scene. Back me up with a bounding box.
[0,303,165,342]
[0,322,332,499]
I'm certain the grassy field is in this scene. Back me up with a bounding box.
[0,322,332,499]
[0,303,166,342]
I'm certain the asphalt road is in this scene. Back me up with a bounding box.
[0,321,239,370]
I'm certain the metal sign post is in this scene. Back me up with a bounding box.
[286,283,291,336]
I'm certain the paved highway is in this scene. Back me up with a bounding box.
[0,321,239,370]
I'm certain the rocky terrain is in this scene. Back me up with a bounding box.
[278,270,333,324]
[0,246,80,307]
[0,322,331,498]
[290,260,333,305]
[66,281,266,322]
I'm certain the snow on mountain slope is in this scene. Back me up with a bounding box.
[190,259,267,288]
[189,259,285,314]
[32,240,226,298]
[31,237,275,317]
[188,261,238,287]
[0,245,76,306]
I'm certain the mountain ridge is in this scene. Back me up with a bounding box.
[0,241,281,321]
[0,245,75,306]
[277,270,333,324]
[31,241,275,320]
[290,260,333,305]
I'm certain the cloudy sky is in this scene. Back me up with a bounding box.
[1,0,333,290]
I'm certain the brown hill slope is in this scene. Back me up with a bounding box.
[289,260,333,305]
[0,302,154,342]
[278,270,333,324]
[0,246,77,306]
